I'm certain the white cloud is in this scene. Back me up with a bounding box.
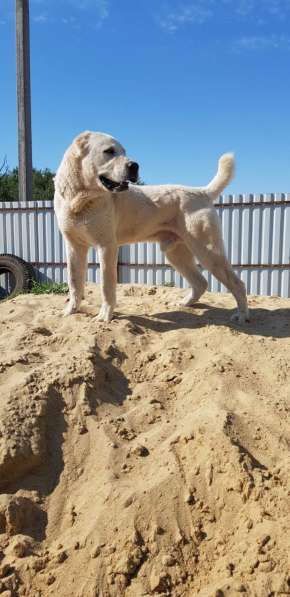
[30,0,109,28]
[93,0,109,28]
[222,0,290,17]
[157,0,290,32]
[263,0,290,17]
[96,0,109,21]
[159,3,214,32]
[234,34,290,50]
[68,0,109,25]
[234,0,255,16]
[62,16,77,25]
[33,14,49,24]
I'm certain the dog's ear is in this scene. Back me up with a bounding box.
[55,132,92,201]
[71,131,91,158]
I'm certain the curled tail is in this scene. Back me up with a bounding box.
[206,153,235,200]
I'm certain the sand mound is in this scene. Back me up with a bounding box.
[0,284,289,597]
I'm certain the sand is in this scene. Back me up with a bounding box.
[0,284,289,597]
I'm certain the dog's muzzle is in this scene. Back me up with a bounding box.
[99,160,139,193]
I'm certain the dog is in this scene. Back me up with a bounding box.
[54,131,249,324]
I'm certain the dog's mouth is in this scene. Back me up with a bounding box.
[99,175,129,193]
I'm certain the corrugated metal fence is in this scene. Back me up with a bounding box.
[1,194,290,297]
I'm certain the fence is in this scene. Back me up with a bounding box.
[1,193,290,297]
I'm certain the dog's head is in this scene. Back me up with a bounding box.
[71,131,139,193]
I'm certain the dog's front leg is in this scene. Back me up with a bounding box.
[64,238,88,315]
[96,244,118,322]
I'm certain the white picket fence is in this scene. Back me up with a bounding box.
[1,193,290,297]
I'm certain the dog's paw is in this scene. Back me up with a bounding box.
[180,291,201,307]
[63,302,78,316]
[95,304,114,323]
[231,311,250,325]
[180,295,198,308]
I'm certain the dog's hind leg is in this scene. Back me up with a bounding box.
[164,242,208,306]
[64,239,88,315]
[192,244,249,324]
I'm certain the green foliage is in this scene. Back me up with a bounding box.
[30,280,69,295]
[32,168,55,200]
[0,159,55,201]
[163,281,175,287]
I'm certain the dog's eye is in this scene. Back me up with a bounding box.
[104,147,115,156]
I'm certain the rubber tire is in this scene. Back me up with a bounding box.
[0,254,35,298]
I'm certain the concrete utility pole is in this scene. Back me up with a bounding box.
[15,0,33,202]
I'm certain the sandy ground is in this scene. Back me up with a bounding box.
[0,284,289,597]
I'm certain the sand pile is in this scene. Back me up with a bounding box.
[0,284,289,597]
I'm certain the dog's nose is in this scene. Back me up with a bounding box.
[127,161,139,182]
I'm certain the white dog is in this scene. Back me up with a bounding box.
[54,131,249,324]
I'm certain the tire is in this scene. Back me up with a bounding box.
[0,254,35,299]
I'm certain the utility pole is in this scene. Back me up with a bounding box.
[15,0,33,202]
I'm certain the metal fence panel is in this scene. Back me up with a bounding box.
[0,196,290,297]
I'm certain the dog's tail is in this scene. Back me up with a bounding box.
[206,153,235,200]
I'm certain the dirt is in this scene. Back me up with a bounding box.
[0,284,289,597]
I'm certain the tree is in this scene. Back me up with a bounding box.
[0,157,8,177]
[0,163,55,201]
[32,168,55,200]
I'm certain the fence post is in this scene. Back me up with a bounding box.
[15,0,33,202]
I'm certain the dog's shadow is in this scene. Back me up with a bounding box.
[117,304,290,339]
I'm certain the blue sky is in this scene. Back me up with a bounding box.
[1,0,290,192]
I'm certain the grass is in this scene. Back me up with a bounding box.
[30,280,69,295]
[5,279,174,298]
[163,281,175,287]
